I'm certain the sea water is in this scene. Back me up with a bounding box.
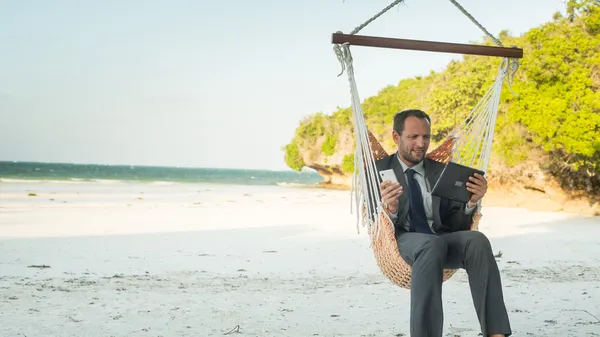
[0,161,323,187]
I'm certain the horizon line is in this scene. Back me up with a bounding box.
[0,160,316,173]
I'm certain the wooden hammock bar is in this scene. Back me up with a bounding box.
[331,33,524,59]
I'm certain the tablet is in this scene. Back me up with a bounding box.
[431,161,485,204]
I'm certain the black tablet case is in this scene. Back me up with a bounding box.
[431,161,485,204]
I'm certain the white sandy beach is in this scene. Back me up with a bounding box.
[1,180,599,337]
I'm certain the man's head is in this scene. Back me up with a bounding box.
[392,109,431,167]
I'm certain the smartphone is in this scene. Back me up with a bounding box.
[379,169,398,184]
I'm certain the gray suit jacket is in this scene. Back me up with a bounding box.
[374,154,475,238]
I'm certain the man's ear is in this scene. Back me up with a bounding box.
[392,130,400,145]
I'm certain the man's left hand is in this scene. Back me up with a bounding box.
[466,173,488,206]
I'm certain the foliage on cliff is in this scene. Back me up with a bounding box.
[284,0,600,193]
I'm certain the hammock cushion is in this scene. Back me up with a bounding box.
[366,131,482,289]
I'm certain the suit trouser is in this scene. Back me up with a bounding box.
[397,230,512,337]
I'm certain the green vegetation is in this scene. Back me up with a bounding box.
[283,140,304,171]
[341,153,355,173]
[296,113,327,140]
[284,0,599,193]
[321,132,337,156]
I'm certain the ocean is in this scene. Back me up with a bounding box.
[0,161,324,187]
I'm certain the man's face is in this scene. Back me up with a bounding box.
[393,116,431,166]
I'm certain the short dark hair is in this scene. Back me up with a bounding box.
[393,109,431,134]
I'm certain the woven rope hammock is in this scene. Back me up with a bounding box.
[332,0,523,289]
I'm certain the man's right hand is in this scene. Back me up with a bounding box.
[379,180,403,215]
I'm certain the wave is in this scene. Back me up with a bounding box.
[0,178,127,185]
[276,182,316,187]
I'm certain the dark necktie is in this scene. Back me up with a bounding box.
[406,168,432,234]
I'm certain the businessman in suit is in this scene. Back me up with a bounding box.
[377,109,511,337]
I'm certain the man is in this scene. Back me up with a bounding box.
[376,109,511,337]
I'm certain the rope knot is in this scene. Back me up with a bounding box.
[500,57,520,97]
[333,31,348,77]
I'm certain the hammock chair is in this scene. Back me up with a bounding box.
[332,0,522,289]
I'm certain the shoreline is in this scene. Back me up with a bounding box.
[2,177,599,217]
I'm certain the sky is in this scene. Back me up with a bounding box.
[0,0,567,170]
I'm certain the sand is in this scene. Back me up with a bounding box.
[1,180,599,337]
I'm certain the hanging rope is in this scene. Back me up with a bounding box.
[447,0,503,47]
[333,0,407,236]
[349,0,406,35]
[450,58,512,173]
[447,0,520,96]
[340,42,388,236]
[334,0,406,76]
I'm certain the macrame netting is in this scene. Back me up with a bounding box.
[334,0,519,289]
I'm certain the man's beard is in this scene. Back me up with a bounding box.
[400,147,425,164]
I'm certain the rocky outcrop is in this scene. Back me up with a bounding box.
[309,163,352,186]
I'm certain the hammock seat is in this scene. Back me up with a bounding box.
[332,0,522,289]
[366,131,482,289]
